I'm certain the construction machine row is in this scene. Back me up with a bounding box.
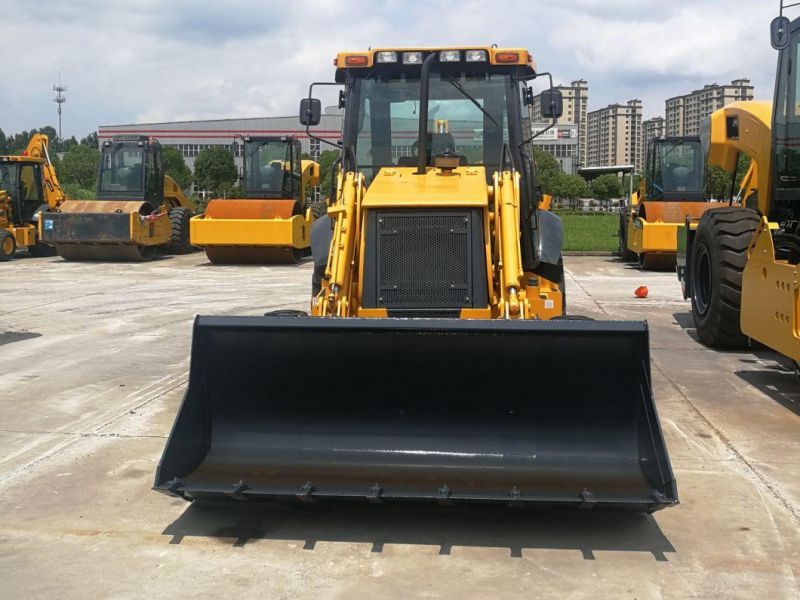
[9,4,800,516]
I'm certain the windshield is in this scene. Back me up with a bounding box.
[345,69,514,183]
[99,144,144,193]
[244,140,292,196]
[652,141,703,196]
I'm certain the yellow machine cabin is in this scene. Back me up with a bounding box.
[620,136,713,270]
[155,46,677,512]
[0,134,65,261]
[40,135,194,261]
[190,136,321,263]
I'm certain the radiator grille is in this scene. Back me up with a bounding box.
[377,213,472,308]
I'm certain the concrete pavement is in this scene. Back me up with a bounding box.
[0,253,797,599]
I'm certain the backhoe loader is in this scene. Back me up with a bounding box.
[156,47,677,511]
[677,2,800,363]
[190,136,321,263]
[620,137,716,270]
[0,134,64,261]
[40,135,194,261]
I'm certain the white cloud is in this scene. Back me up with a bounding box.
[0,0,783,136]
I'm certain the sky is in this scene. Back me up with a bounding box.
[0,0,784,139]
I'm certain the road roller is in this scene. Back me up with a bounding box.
[190,136,321,263]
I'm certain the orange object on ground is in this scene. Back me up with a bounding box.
[634,286,649,298]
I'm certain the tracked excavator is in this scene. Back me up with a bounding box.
[190,136,321,263]
[0,134,64,260]
[677,2,800,363]
[40,135,194,261]
[155,47,677,511]
[620,136,717,270]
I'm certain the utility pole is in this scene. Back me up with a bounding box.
[53,72,67,141]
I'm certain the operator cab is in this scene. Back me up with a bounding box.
[98,135,163,210]
[242,136,303,200]
[644,137,705,201]
[0,159,45,225]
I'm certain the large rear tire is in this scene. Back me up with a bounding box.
[0,230,16,261]
[689,207,759,349]
[168,207,193,255]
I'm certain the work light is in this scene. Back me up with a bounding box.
[439,50,460,62]
[376,51,398,63]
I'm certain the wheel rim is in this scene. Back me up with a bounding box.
[693,243,712,316]
[1,235,13,256]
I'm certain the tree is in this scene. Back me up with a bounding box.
[80,132,99,148]
[194,146,238,197]
[532,148,561,194]
[60,144,100,188]
[622,173,641,196]
[590,173,623,201]
[162,146,192,190]
[706,154,752,200]
[317,150,339,199]
[551,173,589,199]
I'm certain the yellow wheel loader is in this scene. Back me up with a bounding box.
[190,136,321,263]
[677,3,800,362]
[40,135,194,261]
[619,136,715,270]
[155,47,677,511]
[0,134,65,261]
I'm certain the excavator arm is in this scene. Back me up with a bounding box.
[24,134,66,209]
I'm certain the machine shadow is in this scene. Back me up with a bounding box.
[736,352,800,417]
[163,500,676,560]
[0,331,41,346]
[671,311,700,343]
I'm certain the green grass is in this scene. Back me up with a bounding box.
[558,212,619,252]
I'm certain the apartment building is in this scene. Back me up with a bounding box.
[586,99,644,171]
[665,79,754,137]
[642,116,665,145]
[531,79,588,169]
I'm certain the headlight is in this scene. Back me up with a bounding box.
[465,50,487,62]
[376,51,398,63]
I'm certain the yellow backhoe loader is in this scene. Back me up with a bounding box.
[190,136,321,263]
[619,136,715,270]
[155,47,677,511]
[0,134,64,260]
[40,135,194,261]
[677,3,800,363]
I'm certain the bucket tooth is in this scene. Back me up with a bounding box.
[437,485,453,506]
[297,482,316,502]
[165,477,185,497]
[508,486,523,508]
[367,484,384,503]
[226,480,249,500]
[579,488,596,509]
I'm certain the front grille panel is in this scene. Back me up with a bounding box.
[376,212,472,308]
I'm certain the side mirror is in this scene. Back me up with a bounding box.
[771,16,791,50]
[540,89,563,119]
[299,98,322,126]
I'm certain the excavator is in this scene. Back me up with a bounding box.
[677,2,800,363]
[39,135,193,261]
[619,136,715,270]
[0,134,64,261]
[190,136,322,263]
[155,47,677,511]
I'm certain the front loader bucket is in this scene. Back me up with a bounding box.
[155,317,677,512]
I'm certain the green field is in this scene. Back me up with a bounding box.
[558,212,619,252]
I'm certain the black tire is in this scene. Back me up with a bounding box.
[168,207,193,255]
[0,230,16,261]
[311,263,326,297]
[29,241,57,257]
[310,202,327,220]
[618,211,636,261]
[689,207,759,349]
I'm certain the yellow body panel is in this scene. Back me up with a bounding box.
[190,214,310,249]
[362,167,488,208]
[130,212,171,246]
[741,217,800,362]
[628,219,678,254]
